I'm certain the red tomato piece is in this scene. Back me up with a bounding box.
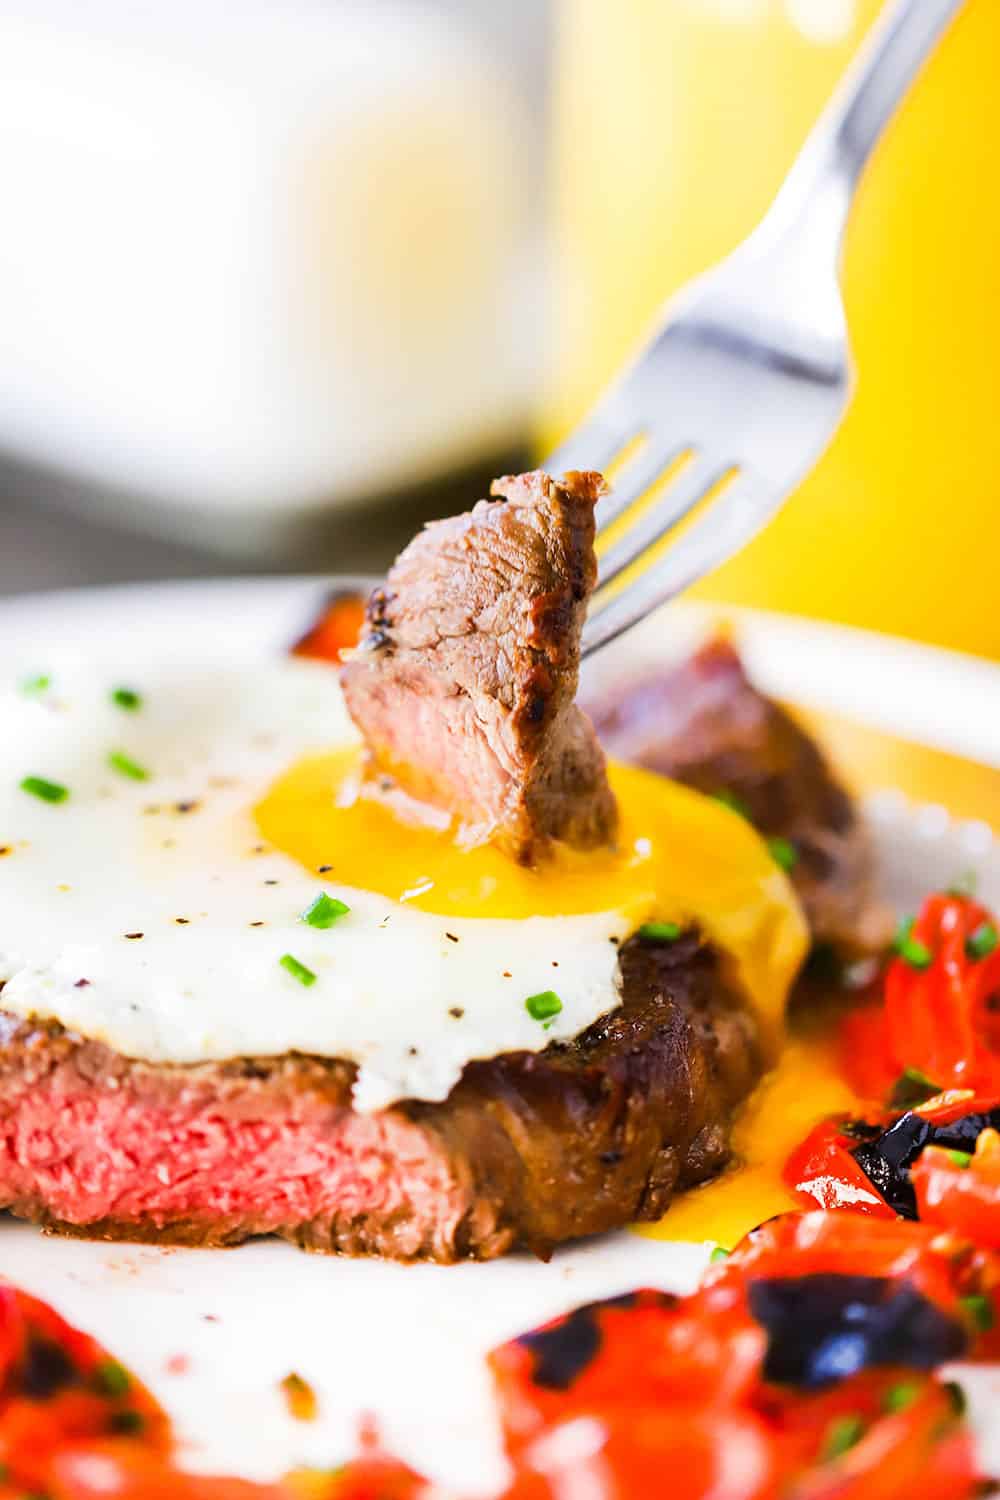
[48,1442,283,1500]
[838,1004,900,1105]
[884,895,1000,1096]
[502,1406,780,1500]
[782,1379,976,1500]
[784,1117,895,1216]
[490,1289,766,1456]
[291,592,366,663]
[913,1127,1000,1247]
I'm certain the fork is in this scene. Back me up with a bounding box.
[544,0,965,659]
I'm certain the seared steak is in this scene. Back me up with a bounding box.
[0,932,756,1260]
[0,472,877,1260]
[341,470,618,862]
[587,638,889,955]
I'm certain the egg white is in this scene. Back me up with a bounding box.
[0,653,628,1111]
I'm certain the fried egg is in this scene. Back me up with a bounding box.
[0,653,807,1110]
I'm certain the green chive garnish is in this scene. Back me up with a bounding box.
[894,917,932,970]
[107,750,149,782]
[301,893,350,929]
[712,789,750,819]
[967,923,998,961]
[960,1294,994,1333]
[947,871,978,899]
[768,836,798,873]
[883,1381,921,1414]
[889,1066,939,1108]
[111,687,142,712]
[821,1414,865,1461]
[710,1245,730,1263]
[637,921,682,943]
[20,674,51,697]
[20,775,68,804]
[946,1149,973,1169]
[944,1381,967,1417]
[280,954,317,988]
[95,1360,131,1398]
[525,990,562,1022]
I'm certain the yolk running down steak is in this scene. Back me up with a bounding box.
[0,472,879,1260]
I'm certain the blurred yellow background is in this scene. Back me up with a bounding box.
[546,0,999,658]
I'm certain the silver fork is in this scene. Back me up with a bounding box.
[545,0,965,659]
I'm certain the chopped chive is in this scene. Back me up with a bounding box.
[899,939,933,969]
[821,1414,865,1461]
[895,915,914,945]
[712,789,750,819]
[883,1381,921,1414]
[944,1380,967,1417]
[947,871,978,898]
[20,674,51,697]
[20,775,68,804]
[894,917,932,970]
[767,836,798,873]
[279,953,317,988]
[111,687,142,712]
[967,923,998,961]
[525,990,562,1022]
[710,1245,730,1263]
[960,1294,994,1333]
[889,1066,939,1108]
[946,1149,973,1169]
[637,921,682,943]
[108,750,149,782]
[300,892,350,929]
[95,1360,131,1398]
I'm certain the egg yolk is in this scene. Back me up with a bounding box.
[255,748,809,1033]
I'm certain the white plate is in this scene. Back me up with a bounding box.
[1,579,999,1492]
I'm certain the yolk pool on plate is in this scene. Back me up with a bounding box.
[256,748,809,1035]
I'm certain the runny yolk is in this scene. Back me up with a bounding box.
[255,747,809,1033]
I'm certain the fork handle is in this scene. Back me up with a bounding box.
[765,0,965,250]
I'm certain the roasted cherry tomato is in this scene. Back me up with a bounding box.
[501,1406,780,1500]
[0,1283,167,1491]
[885,894,1000,1096]
[47,1442,284,1500]
[913,1126,1000,1248]
[774,1374,976,1500]
[784,1117,895,1217]
[291,592,366,663]
[839,894,1000,1106]
[490,1288,765,1456]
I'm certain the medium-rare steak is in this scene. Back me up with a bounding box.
[0,471,875,1260]
[341,469,617,862]
[0,931,756,1260]
[587,638,889,955]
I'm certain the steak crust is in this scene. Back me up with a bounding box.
[0,931,756,1261]
[340,470,617,862]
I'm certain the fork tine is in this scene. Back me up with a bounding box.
[596,455,728,590]
[581,471,777,658]
[545,412,637,479]
[593,441,692,531]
